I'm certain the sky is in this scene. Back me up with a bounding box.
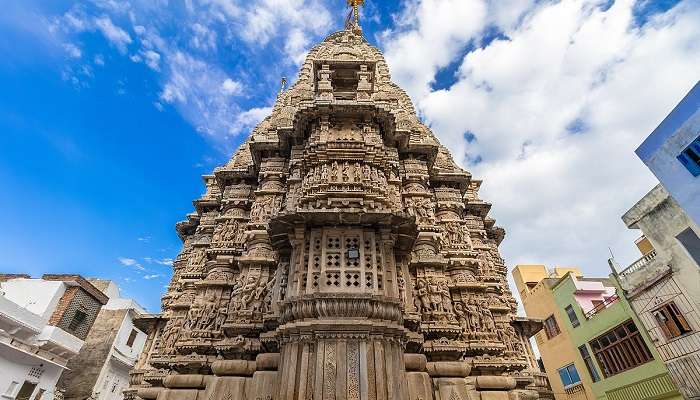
[0,0,698,312]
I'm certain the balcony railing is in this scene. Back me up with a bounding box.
[584,294,619,319]
[619,250,657,277]
[564,383,588,400]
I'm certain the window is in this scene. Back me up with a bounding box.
[68,309,87,332]
[677,135,700,176]
[14,382,37,400]
[654,302,692,339]
[126,329,138,347]
[578,344,600,382]
[544,315,561,339]
[565,305,580,328]
[676,227,700,267]
[589,320,653,377]
[557,363,581,388]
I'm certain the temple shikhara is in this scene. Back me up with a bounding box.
[127,5,550,400]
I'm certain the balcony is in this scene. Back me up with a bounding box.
[564,383,588,400]
[584,294,620,319]
[619,250,656,278]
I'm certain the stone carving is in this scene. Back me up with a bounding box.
[130,19,543,400]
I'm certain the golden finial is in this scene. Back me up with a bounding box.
[347,0,365,30]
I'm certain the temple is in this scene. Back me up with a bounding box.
[127,12,550,400]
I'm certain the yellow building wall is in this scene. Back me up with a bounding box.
[513,265,594,400]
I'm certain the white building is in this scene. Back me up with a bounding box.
[58,280,147,400]
[636,80,700,231]
[0,275,108,400]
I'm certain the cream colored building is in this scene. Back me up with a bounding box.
[514,266,596,400]
[614,183,700,399]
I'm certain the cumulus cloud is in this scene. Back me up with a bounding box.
[383,0,700,278]
[240,0,333,62]
[221,78,242,95]
[94,16,132,53]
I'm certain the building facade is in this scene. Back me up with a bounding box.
[0,274,108,400]
[127,14,547,400]
[635,80,700,225]
[613,183,700,399]
[514,266,682,400]
[58,280,148,400]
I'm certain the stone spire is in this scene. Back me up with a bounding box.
[126,14,549,400]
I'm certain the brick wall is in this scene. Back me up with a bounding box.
[50,287,104,340]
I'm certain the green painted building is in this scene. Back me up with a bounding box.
[551,271,682,400]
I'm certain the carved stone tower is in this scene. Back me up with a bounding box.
[127,18,549,400]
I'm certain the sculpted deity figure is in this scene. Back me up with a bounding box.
[397,274,406,305]
[479,305,496,331]
[466,299,480,334]
[331,161,339,181]
[239,275,261,310]
[428,279,443,312]
[416,279,431,313]
[321,164,328,181]
[454,302,470,332]
[160,318,183,353]
[354,162,363,183]
[438,281,454,315]
[341,163,350,182]
[186,249,206,273]
[229,274,245,311]
[259,275,276,313]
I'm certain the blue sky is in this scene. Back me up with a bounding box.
[0,0,698,312]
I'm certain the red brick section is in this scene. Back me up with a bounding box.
[0,274,31,282]
[49,286,80,326]
[42,274,109,305]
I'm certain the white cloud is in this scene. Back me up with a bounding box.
[95,16,132,53]
[239,0,333,63]
[62,43,82,58]
[154,258,173,266]
[144,256,174,266]
[233,106,272,135]
[143,274,162,280]
[190,23,217,51]
[118,257,145,271]
[221,78,242,95]
[94,54,105,65]
[380,0,489,99]
[384,0,700,280]
[142,50,161,71]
